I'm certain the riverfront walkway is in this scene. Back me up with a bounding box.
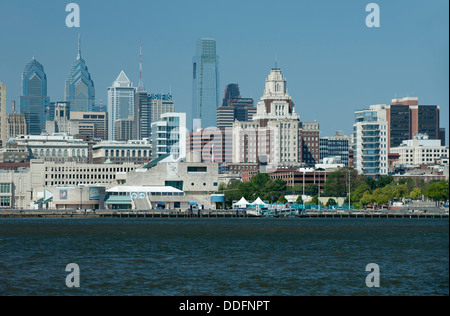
[0,210,448,219]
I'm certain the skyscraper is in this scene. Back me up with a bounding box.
[217,84,255,131]
[0,83,6,146]
[64,34,95,112]
[192,38,219,130]
[107,71,136,140]
[19,58,51,135]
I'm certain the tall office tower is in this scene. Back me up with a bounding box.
[134,91,150,140]
[192,38,219,130]
[151,113,186,161]
[64,34,95,112]
[19,58,51,135]
[0,83,6,147]
[107,71,136,140]
[386,97,442,149]
[217,84,255,131]
[353,104,389,176]
[149,93,175,122]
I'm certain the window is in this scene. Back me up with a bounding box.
[0,196,11,207]
[187,166,207,173]
[1,183,11,193]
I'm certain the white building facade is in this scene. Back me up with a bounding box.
[390,135,449,166]
[353,104,389,176]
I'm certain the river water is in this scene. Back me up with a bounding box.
[0,217,448,296]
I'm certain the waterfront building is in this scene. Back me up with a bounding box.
[19,58,51,135]
[390,134,449,167]
[386,97,444,149]
[119,160,221,210]
[0,83,6,147]
[29,159,138,188]
[353,104,389,176]
[92,139,152,165]
[107,71,136,140]
[64,35,95,112]
[0,167,32,209]
[192,38,219,130]
[151,113,186,161]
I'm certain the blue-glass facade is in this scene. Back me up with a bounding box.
[19,58,50,135]
[65,36,95,112]
[192,38,219,130]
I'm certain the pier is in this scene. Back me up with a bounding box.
[0,210,448,219]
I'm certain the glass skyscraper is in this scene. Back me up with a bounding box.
[107,71,135,140]
[19,57,50,135]
[65,35,95,112]
[192,38,219,131]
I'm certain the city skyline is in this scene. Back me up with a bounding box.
[0,0,448,142]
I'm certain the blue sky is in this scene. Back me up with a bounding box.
[0,0,448,141]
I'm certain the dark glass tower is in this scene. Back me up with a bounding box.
[19,57,50,135]
[192,38,219,130]
[65,34,95,112]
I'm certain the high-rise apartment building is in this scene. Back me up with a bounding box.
[192,38,219,130]
[107,71,136,140]
[65,35,95,112]
[151,113,186,161]
[19,58,51,135]
[353,104,389,176]
[0,83,6,147]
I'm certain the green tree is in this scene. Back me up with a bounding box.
[277,196,288,204]
[410,187,422,200]
[326,198,337,207]
[425,180,449,205]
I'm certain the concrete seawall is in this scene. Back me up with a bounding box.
[0,210,448,219]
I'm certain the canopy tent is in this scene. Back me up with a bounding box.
[233,197,250,209]
[252,197,268,206]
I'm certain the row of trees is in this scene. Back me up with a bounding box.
[219,168,449,208]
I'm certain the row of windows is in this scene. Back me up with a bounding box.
[33,148,87,158]
[105,149,150,158]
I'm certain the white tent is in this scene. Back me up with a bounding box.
[252,197,268,206]
[233,197,250,209]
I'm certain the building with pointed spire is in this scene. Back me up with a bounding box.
[19,57,51,135]
[107,71,136,140]
[65,34,96,112]
[232,67,320,168]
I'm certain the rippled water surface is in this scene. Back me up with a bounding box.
[0,218,448,296]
